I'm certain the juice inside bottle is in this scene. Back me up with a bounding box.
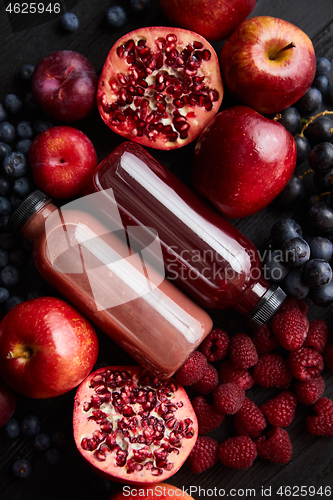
[83,141,285,327]
[10,190,213,378]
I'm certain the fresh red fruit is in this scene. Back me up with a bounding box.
[192,105,296,219]
[293,376,325,405]
[220,16,316,114]
[252,323,280,356]
[192,395,225,435]
[29,126,98,199]
[213,382,245,415]
[159,0,256,41]
[200,327,230,362]
[255,427,292,463]
[175,350,207,386]
[109,483,195,500]
[188,436,219,473]
[229,333,258,369]
[234,397,266,438]
[0,297,99,399]
[303,319,329,353]
[253,353,293,388]
[218,360,255,390]
[97,27,223,150]
[73,366,198,484]
[260,391,297,427]
[306,397,333,437]
[278,297,309,316]
[323,342,333,372]
[31,50,98,121]
[271,308,309,350]
[0,378,17,428]
[287,347,324,381]
[192,363,219,395]
[218,435,257,469]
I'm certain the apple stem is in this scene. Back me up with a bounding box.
[300,110,333,137]
[7,348,33,359]
[269,42,296,60]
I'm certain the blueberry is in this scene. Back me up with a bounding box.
[277,175,306,206]
[0,248,9,267]
[316,57,331,75]
[308,142,333,172]
[0,215,9,230]
[16,139,32,155]
[278,107,302,135]
[51,429,67,448]
[34,432,51,452]
[295,87,322,116]
[303,258,332,289]
[130,0,150,14]
[312,74,329,95]
[16,121,33,140]
[4,94,23,115]
[282,237,310,267]
[33,119,54,135]
[61,12,79,32]
[0,264,20,287]
[45,447,63,465]
[20,414,41,436]
[5,418,20,438]
[308,236,333,261]
[106,6,127,28]
[310,279,333,306]
[0,104,8,122]
[12,458,32,478]
[271,218,303,247]
[5,295,24,311]
[283,268,310,299]
[0,142,11,159]
[0,121,16,143]
[3,152,27,178]
[0,176,10,195]
[0,196,12,216]
[0,287,10,303]
[19,63,35,81]
[294,135,311,164]
[13,177,31,197]
[304,116,333,145]
[306,203,333,235]
[262,249,290,282]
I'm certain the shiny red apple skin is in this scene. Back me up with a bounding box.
[29,126,98,199]
[220,16,316,114]
[31,50,98,121]
[160,0,256,41]
[192,105,297,219]
[0,378,17,427]
[0,297,99,399]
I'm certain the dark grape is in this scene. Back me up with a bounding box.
[310,280,333,306]
[306,203,333,234]
[282,237,311,267]
[295,87,322,115]
[277,175,306,206]
[312,168,333,191]
[307,236,333,261]
[262,249,290,282]
[283,268,310,299]
[302,258,332,288]
[304,116,333,145]
[271,218,303,247]
[294,134,311,164]
[308,142,333,172]
[278,106,302,135]
[313,74,329,95]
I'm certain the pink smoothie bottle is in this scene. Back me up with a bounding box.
[9,190,213,378]
[83,141,286,328]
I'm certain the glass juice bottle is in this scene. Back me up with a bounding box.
[9,190,213,379]
[83,141,285,328]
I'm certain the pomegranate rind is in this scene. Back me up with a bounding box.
[73,366,198,485]
[97,27,223,150]
[109,482,195,499]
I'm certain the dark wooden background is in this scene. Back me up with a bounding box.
[0,0,333,499]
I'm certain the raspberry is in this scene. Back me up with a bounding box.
[306,397,333,437]
[260,391,297,427]
[303,319,329,353]
[218,435,257,469]
[253,354,293,388]
[213,382,245,415]
[288,347,324,381]
[218,360,255,390]
[278,297,309,315]
[192,396,225,435]
[200,328,230,362]
[188,436,219,473]
[293,376,325,405]
[323,342,333,372]
[192,363,219,395]
[229,333,258,369]
[175,351,207,386]
[234,397,266,438]
[271,308,309,350]
[252,323,280,356]
[255,427,292,463]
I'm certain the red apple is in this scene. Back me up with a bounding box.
[160,0,256,41]
[31,50,98,121]
[0,297,99,399]
[29,126,98,199]
[220,16,316,114]
[192,105,297,218]
[0,378,17,427]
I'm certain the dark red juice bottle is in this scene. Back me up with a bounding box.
[83,141,285,328]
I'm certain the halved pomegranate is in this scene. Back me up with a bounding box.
[73,366,198,484]
[97,27,223,149]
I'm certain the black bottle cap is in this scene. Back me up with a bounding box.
[246,284,286,330]
[9,190,52,233]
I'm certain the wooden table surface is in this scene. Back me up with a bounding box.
[0,1,333,499]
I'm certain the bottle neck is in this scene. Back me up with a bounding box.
[20,201,58,242]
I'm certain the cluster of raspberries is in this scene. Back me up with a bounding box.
[174,297,333,473]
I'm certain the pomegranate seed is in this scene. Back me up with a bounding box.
[155,37,166,50]
[94,449,106,461]
[202,49,211,60]
[193,41,203,49]
[166,33,177,43]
